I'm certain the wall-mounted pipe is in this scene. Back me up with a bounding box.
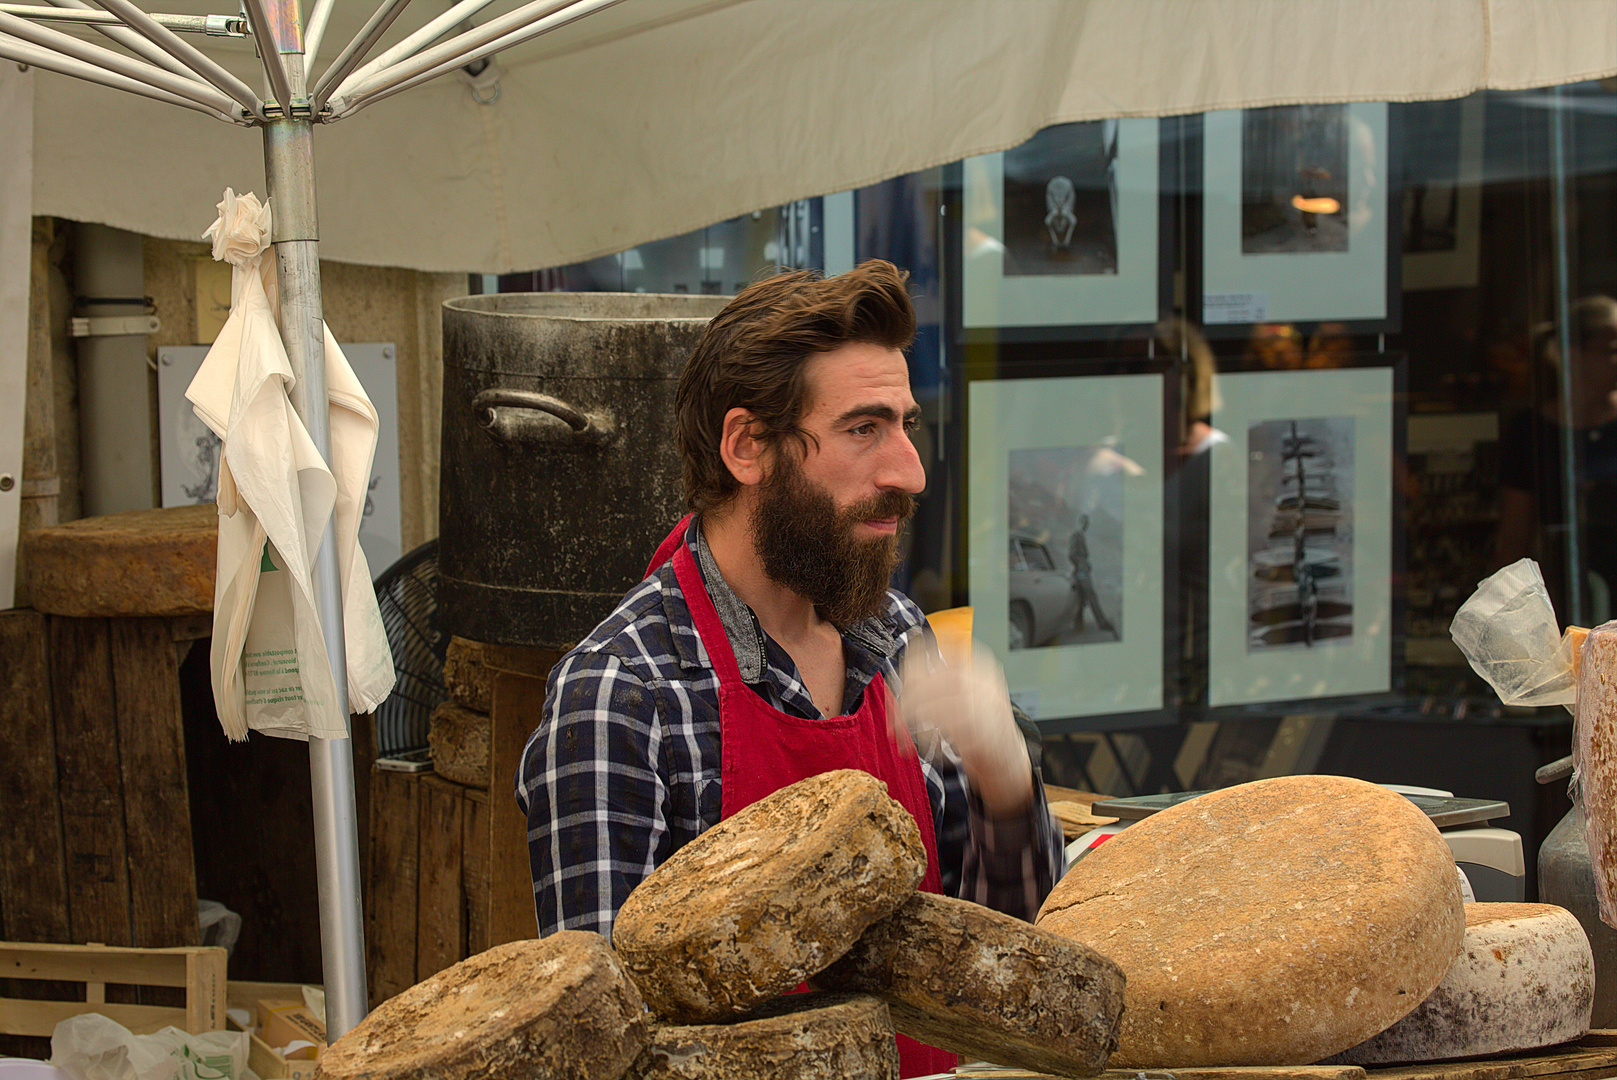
[75,222,155,516]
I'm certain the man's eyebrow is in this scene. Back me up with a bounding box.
[835,403,923,426]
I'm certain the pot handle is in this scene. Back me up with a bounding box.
[472,388,615,447]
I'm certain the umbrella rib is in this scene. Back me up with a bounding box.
[0,30,244,121]
[301,0,334,75]
[90,0,266,119]
[341,0,501,90]
[28,0,213,83]
[0,10,242,116]
[327,0,621,119]
[306,0,413,110]
[237,0,295,111]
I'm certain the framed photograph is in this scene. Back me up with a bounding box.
[1402,95,1484,291]
[961,118,1162,331]
[1201,102,1396,329]
[1205,364,1398,708]
[967,372,1166,727]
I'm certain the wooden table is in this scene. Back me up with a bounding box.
[955,1031,1617,1080]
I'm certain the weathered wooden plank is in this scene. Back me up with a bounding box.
[109,616,199,947]
[486,654,563,947]
[366,767,419,1009]
[415,775,465,980]
[1371,1047,1617,1080]
[0,610,70,944]
[462,786,490,957]
[0,998,190,1038]
[49,616,132,947]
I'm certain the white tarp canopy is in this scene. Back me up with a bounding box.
[26,0,1617,275]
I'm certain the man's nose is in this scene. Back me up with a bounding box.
[883,430,927,494]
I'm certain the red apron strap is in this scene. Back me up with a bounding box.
[645,513,695,579]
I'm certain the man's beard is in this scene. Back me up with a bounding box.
[751,453,914,626]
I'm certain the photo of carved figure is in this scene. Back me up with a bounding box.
[1245,417,1355,649]
[1001,119,1120,276]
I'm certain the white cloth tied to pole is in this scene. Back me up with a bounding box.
[186,188,394,741]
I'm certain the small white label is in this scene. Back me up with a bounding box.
[1203,291,1269,324]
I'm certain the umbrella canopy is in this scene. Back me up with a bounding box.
[20,0,1617,275]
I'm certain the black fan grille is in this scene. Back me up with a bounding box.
[372,539,448,755]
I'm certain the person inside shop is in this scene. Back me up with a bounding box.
[1067,515,1119,639]
[515,260,1064,1072]
[1496,295,1617,624]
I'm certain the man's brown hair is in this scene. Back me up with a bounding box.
[675,259,916,513]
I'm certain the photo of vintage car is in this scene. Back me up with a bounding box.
[1008,531,1077,649]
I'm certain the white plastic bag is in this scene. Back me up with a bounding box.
[1449,558,1578,709]
[185,188,395,741]
[49,1015,246,1080]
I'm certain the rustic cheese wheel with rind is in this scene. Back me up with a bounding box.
[813,891,1125,1077]
[1578,622,1617,926]
[626,992,899,1080]
[314,933,648,1080]
[1036,774,1465,1068]
[612,769,927,1022]
[1324,903,1593,1065]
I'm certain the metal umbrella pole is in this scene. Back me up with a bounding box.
[255,0,369,1040]
[1,0,625,1043]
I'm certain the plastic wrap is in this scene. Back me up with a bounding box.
[1449,559,1578,710]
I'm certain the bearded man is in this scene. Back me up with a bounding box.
[515,264,1064,1071]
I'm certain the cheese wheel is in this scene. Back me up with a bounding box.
[315,933,648,1080]
[1325,903,1593,1065]
[814,891,1125,1077]
[627,992,898,1079]
[1578,622,1617,927]
[22,504,217,616]
[612,769,927,1021]
[1036,774,1465,1067]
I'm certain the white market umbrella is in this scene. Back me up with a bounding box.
[7,0,1617,1045]
[16,0,1617,276]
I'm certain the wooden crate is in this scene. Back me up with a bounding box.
[0,941,227,1038]
[0,609,203,952]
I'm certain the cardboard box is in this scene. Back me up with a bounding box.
[227,982,324,1080]
[258,1001,326,1060]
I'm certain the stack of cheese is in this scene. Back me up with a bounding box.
[612,768,1127,1078]
[1034,774,1595,1068]
[316,769,1127,1080]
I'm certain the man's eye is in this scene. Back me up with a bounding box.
[903,417,920,432]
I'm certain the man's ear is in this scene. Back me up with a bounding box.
[719,407,770,487]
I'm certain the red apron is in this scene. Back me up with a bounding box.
[648,517,957,1078]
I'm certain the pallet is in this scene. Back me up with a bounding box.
[363,643,560,1008]
[955,1033,1617,1080]
[0,609,201,951]
[0,941,227,1038]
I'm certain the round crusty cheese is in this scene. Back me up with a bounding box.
[627,992,898,1079]
[315,933,648,1080]
[1325,903,1593,1065]
[1036,774,1465,1067]
[814,891,1125,1077]
[612,769,927,1022]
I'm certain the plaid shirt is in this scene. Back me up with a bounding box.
[515,518,1066,938]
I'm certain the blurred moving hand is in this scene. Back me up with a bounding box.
[899,642,1034,817]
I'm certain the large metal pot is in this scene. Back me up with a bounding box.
[1538,802,1617,1025]
[438,292,729,648]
